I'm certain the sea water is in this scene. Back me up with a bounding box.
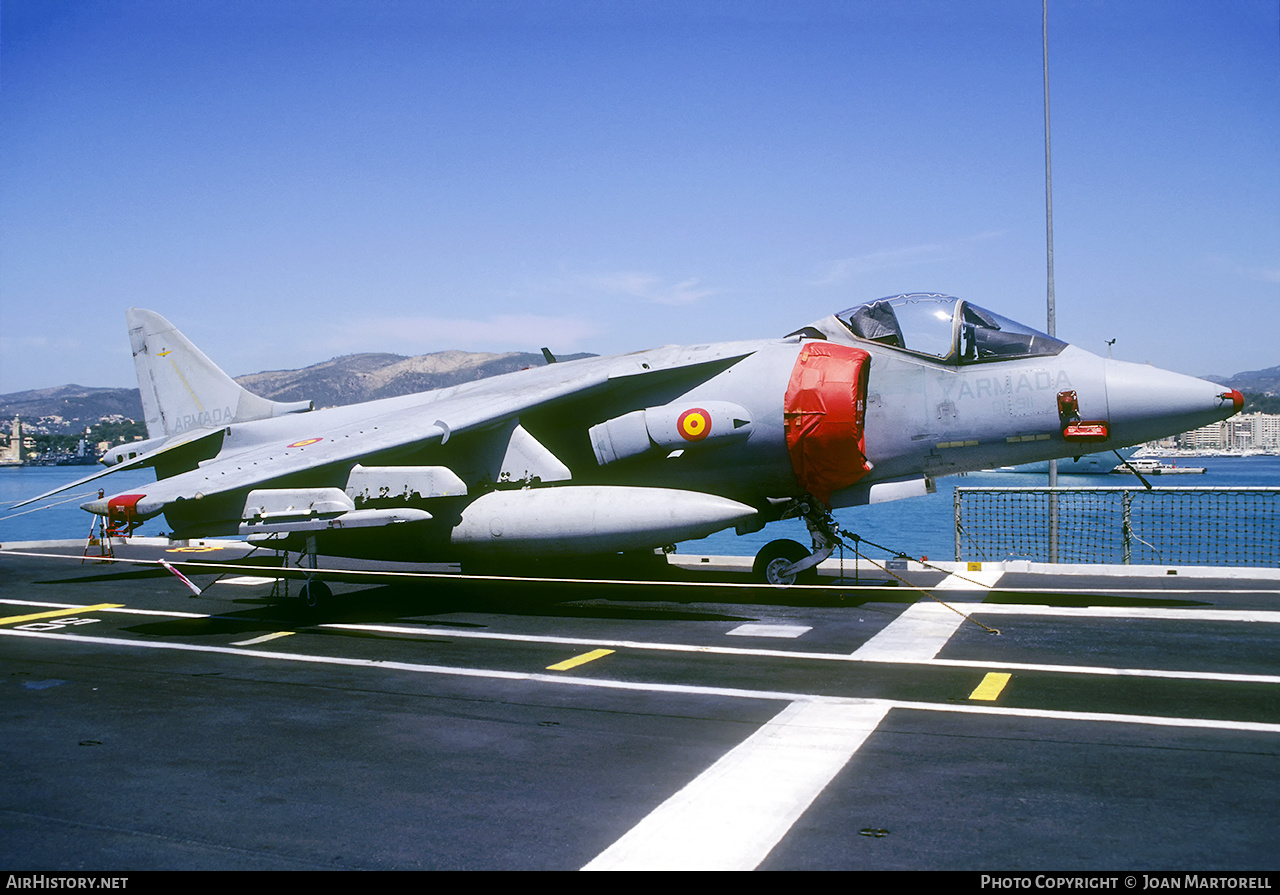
[2,457,1277,560]
[0,467,162,544]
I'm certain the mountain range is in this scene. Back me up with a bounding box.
[1214,365,1280,396]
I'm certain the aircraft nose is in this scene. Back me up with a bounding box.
[1104,359,1242,446]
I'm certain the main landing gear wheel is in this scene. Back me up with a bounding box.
[299,578,332,614]
[753,538,816,585]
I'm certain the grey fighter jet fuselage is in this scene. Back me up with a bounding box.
[25,294,1242,581]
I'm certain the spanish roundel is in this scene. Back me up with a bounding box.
[287,438,324,448]
[677,408,711,441]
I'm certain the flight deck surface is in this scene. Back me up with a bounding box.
[1,540,1277,871]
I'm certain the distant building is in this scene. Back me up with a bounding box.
[1177,412,1280,452]
[0,417,24,465]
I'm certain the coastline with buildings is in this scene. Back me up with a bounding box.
[0,415,143,467]
[1142,411,1280,457]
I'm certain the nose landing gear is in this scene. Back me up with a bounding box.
[752,538,813,585]
[752,501,840,585]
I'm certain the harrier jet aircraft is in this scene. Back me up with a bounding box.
[20,295,1242,598]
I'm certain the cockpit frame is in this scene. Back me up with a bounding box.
[831,293,1066,367]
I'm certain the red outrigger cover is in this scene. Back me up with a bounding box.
[106,493,146,536]
[783,342,872,506]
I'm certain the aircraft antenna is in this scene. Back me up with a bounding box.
[1043,0,1056,341]
[1044,0,1060,561]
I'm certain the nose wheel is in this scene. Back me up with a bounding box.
[752,501,842,585]
[753,538,816,585]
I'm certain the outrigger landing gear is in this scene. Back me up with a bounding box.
[297,533,331,615]
[264,533,334,615]
[751,501,840,585]
[298,577,332,612]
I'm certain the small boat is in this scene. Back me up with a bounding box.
[1117,457,1206,475]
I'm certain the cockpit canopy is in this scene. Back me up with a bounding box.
[832,293,1066,364]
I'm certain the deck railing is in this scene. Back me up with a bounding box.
[953,487,1280,566]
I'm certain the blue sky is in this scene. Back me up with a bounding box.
[2,0,1276,393]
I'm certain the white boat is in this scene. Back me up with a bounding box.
[1117,457,1206,475]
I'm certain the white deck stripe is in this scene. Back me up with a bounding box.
[935,604,1280,622]
[850,570,1004,661]
[578,572,999,870]
[934,569,1007,590]
[581,700,891,871]
[726,623,811,638]
[3,595,1277,683]
[850,602,970,661]
[4,628,1275,734]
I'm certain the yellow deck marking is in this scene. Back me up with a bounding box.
[231,631,296,646]
[969,672,1012,701]
[547,648,615,671]
[0,604,123,626]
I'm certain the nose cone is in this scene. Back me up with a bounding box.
[1105,359,1242,446]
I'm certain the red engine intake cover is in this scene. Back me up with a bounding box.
[783,342,873,506]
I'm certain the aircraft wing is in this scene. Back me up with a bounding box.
[91,345,757,520]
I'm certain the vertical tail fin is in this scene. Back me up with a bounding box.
[128,309,312,439]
